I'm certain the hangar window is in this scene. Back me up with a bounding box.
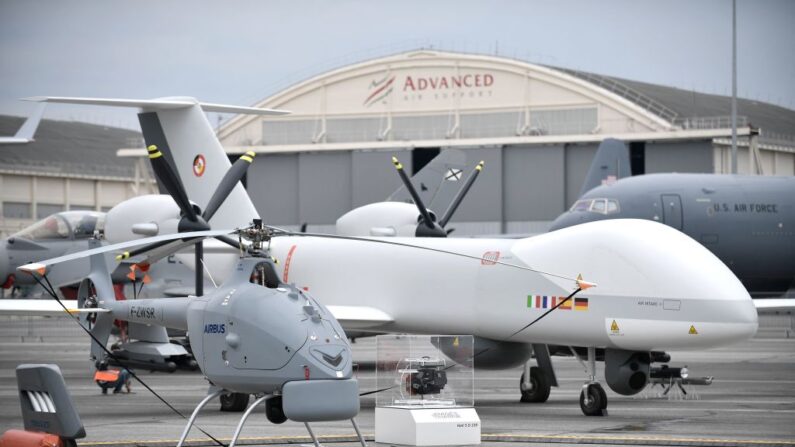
[2,202,31,219]
[569,198,620,215]
[37,203,64,220]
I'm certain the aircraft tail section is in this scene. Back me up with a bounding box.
[580,138,631,197]
[24,96,288,231]
[388,149,469,210]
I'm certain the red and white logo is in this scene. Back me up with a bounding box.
[481,251,501,265]
[193,154,206,177]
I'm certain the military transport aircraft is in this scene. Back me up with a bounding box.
[6,96,760,417]
[550,139,795,298]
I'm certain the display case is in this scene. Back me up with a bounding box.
[375,334,474,408]
[374,334,479,445]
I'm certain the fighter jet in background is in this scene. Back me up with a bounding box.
[550,139,795,297]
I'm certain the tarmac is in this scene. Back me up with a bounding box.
[0,315,793,447]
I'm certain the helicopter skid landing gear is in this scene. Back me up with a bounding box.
[578,346,608,416]
[304,418,368,447]
[229,394,274,447]
[176,389,223,447]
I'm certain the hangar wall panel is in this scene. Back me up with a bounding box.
[2,175,32,202]
[100,182,128,208]
[503,145,564,222]
[564,144,599,207]
[774,152,795,176]
[69,180,96,206]
[645,141,713,174]
[298,152,352,224]
[36,178,65,204]
[352,150,412,207]
[249,154,299,225]
[446,147,503,225]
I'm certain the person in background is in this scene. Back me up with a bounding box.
[94,360,131,395]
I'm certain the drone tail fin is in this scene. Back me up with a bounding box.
[23,96,283,230]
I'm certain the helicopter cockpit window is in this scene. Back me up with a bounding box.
[12,215,70,240]
[249,262,281,289]
[569,198,620,215]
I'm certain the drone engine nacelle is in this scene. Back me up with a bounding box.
[435,336,533,370]
[336,202,434,237]
[104,195,181,244]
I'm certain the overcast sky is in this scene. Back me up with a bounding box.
[1,0,793,130]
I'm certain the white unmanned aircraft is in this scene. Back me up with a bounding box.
[7,96,758,417]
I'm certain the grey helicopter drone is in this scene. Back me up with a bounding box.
[16,145,365,447]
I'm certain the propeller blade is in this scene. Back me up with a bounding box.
[146,144,199,222]
[439,160,484,228]
[392,157,435,230]
[195,241,204,296]
[202,151,256,222]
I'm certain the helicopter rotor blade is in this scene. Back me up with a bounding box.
[392,157,436,230]
[439,160,484,228]
[145,144,200,223]
[18,230,234,276]
[202,151,256,222]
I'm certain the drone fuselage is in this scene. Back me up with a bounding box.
[101,257,353,394]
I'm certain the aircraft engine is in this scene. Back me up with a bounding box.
[336,202,428,237]
[604,348,650,395]
[436,336,533,370]
[104,195,181,243]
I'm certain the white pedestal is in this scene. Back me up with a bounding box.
[375,406,480,446]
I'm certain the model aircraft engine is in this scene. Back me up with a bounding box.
[434,336,533,370]
[604,348,650,395]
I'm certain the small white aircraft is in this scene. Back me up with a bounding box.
[6,96,759,417]
[0,103,46,144]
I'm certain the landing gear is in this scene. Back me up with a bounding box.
[519,366,550,403]
[265,395,287,424]
[579,383,607,416]
[578,346,608,416]
[219,392,250,412]
[519,344,557,403]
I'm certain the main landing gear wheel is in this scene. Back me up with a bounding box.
[219,392,250,412]
[579,383,608,416]
[265,395,287,424]
[520,366,550,403]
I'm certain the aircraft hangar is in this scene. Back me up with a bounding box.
[212,49,795,234]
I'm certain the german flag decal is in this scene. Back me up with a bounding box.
[574,297,589,311]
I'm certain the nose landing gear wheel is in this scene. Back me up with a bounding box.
[579,383,608,416]
[219,392,250,412]
[265,395,287,424]
[519,366,550,403]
